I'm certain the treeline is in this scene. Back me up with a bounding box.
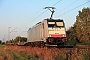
[66,7,90,46]
[6,36,27,44]
[0,36,27,45]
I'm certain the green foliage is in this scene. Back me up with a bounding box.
[67,39,79,46]
[0,53,8,60]
[0,45,4,49]
[7,48,39,60]
[67,7,90,45]
[66,26,79,45]
[0,40,2,44]
[2,42,5,44]
[19,51,39,60]
[84,53,90,60]
[8,49,22,60]
[76,42,90,46]
[66,26,78,41]
[13,53,21,60]
[14,36,20,42]
[14,36,27,42]
[34,54,39,60]
[20,37,27,42]
[6,36,27,44]
[4,56,8,60]
[75,7,90,43]
[19,52,31,60]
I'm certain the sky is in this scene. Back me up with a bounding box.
[0,0,90,42]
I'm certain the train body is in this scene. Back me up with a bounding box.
[27,19,67,46]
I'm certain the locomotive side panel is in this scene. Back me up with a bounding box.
[27,28,31,42]
[41,20,48,42]
[29,24,41,42]
[28,19,48,43]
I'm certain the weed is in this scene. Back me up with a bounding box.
[7,49,21,60]
[4,56,8,60]
[0,45,4,49]
[19,51,31,60]
[0,53,8,60]
[84,53,90,60]
[19,51,39,60]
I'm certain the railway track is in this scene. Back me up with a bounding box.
[10,42,90,50]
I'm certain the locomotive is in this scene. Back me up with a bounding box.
[27,18,67,47]
[26,7,67,47]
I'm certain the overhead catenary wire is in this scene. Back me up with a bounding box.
[53,0,62,6]
[18,0,51,30]
[55,0,79,15]
[10,27,17,33]
[5,0,52,40]
[18,0,52,28]
[56,0,90,18]
[25,0,62,26]
[18,0,62,30]
[19,10,47,30]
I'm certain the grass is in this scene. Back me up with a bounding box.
[7,49,39,60]
[19,51,39,60]
[0,44,4,49]
[84,53,90,60]
[0,45,89,60]
[0,53,8,60]
[76,42,90,46]
[19,52,31,60]
[13,53,21,60]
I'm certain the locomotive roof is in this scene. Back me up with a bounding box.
[44,19,64,22]
[28,18,64,31]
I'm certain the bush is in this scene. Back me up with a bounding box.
[67,39,79,46]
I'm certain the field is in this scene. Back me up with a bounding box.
[0,45,90,60]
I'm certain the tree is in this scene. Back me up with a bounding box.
[75,7,90,43]
[14,36,27,42]
[14,36,20,42]
[0,40,2,44]
[20,37,27,42]
[66,26,79,45]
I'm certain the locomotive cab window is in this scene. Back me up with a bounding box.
[48,22,55,27]
[56,22,64,27]
[47,19,64,27]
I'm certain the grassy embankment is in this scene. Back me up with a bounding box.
[0,44,90,60]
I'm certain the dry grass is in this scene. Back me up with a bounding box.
[0,45,90,60]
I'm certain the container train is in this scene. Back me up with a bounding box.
[26,18,67,47]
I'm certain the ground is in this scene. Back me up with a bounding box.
[0,44,90,60]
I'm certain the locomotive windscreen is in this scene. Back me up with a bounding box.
[47,19,64,27]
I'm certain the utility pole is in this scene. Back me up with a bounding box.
[23,27,28,38]
[23,31,27,38]
[3,35,6,42]
[8,27,17,42]
[44,7,55,19]
[8,27,11,41]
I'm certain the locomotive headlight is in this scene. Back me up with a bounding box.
[62,35,65,37]
[49,35,51,37]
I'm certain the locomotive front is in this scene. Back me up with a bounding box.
[46,19,67,45]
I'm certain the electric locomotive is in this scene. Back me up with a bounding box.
[27,7,67,47]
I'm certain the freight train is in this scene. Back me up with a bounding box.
[26,18,67,47]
